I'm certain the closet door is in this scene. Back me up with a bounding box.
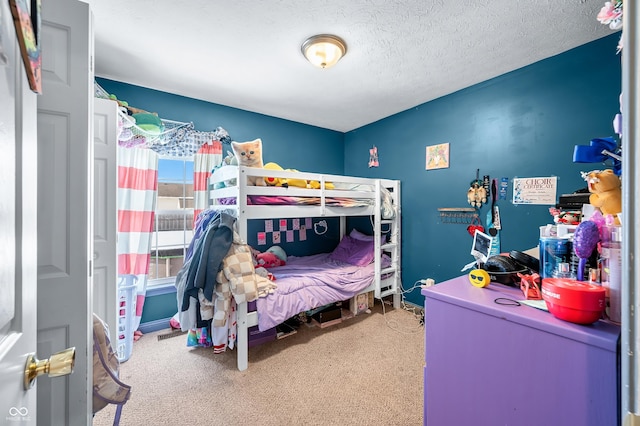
[37,0,93,423]
[93,98,118,344]
[0,0,38,420]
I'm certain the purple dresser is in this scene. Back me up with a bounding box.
[422,275,620,426]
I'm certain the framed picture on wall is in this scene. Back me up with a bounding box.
[9,0,42,94]
[426,142,449,170]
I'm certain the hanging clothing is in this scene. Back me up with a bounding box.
[176,210,235,329]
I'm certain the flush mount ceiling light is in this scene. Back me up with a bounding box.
[301,34,347,69]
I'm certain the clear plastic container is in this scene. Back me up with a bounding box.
[539,237,576,279]
[600,226,622,323]
[553,262,576,279]
[116,275,138,362]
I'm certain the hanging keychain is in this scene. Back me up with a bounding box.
[467,169,487,208]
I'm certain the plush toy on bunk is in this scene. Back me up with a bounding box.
[231,139,266,186]
[225,138,337,189]
[263,162,307,188]
[256,245,287,269]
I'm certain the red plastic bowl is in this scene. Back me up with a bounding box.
[541,278,606,325]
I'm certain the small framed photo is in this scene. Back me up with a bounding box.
[426,143,449,170]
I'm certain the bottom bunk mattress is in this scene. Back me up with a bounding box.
[255,252,389,331]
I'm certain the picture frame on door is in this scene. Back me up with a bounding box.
[9,0,42,94]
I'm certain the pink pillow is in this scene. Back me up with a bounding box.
[329,235,375,266]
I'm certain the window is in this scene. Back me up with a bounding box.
[148,158,194,286]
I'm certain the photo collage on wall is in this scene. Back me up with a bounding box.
[257,218,313,246]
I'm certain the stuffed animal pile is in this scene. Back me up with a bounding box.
[216,138,336,189]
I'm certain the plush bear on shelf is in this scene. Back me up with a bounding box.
[583,169,622,223]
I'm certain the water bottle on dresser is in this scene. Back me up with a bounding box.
[600,225,622,323]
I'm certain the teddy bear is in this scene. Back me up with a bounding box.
[583,169,622,223]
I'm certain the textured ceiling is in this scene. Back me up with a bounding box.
[83,0,614,132]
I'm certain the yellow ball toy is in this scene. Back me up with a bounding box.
[468,269,490,288]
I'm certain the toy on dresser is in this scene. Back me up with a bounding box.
[582,169,622,224]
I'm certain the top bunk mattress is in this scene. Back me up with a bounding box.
[215,194,373,208]
[208,165,398,218]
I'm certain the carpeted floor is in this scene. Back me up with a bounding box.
[93,303,424,426]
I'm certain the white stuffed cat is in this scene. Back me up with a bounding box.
[231,138,266,186]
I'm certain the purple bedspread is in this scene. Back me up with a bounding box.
[255,253,384,331]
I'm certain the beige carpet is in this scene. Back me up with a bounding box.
[93,303,424,426]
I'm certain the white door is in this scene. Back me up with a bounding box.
[93,98,118,343]
[0,0,38,422]
[37,0,93,424]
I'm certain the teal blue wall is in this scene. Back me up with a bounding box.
[344,34,622,304]
[101,33,622,325]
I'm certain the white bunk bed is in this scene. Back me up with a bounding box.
[208,165,401,371]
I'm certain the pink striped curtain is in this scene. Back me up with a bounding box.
[117,147,159,334]
[193,141,222,226]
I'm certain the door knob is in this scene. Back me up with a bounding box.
[24,347,76,390]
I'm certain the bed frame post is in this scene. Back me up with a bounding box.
[236,301,249,371]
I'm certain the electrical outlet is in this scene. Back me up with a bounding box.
[420,278,435,288]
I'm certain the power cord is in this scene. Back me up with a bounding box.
[378,297,424,334]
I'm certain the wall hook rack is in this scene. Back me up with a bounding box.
[438,208,478,224]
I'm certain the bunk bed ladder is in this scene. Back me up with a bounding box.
[374,180,401,307]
